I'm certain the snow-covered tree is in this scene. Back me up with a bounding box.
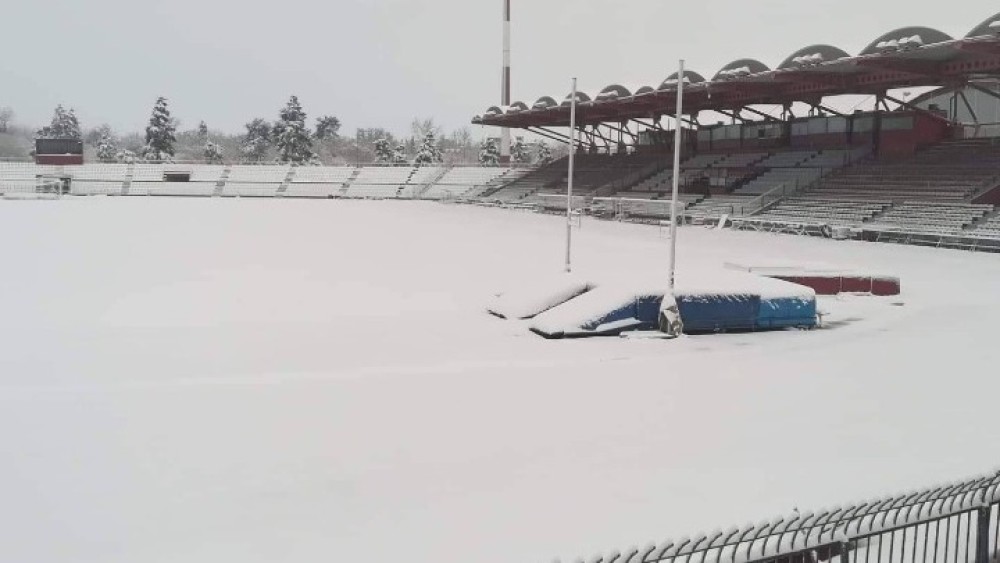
[393,144,408,164]
[116,149,136,164]
[241,118,271,163]
[274,95,314,164]
[374,138,394,163]
[413,132,443,166]
[96,132,117,163]
[36,105,81,139]
[314,115,341,141]
[479,138,500,166]
[204,141,224,164]
[511,136,530,164]
[197,121,209,142]
[143,97,176,161]
[535,141,552,164]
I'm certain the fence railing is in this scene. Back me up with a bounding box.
[559,469,1000,563]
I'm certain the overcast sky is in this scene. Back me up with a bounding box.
[2,0,997,137]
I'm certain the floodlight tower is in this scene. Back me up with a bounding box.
[500,0,512,164]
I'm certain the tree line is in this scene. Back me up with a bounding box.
[0,97,560,166]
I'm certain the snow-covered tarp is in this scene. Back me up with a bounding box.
[530,273,816,338]
[487,273,594,319]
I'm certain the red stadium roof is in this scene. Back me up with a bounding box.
[474,13,1000,129]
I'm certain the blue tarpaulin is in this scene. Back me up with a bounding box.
[531,287,816,339]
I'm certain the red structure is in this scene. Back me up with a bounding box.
[769,275,901,296]
[35,138,83,165]
[474,12,1000,159]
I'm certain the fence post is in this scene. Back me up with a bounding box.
[840,541,851,563]
[976,506,991,563]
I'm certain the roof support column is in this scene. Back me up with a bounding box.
[873,92,885,157]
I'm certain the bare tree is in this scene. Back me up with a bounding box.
[410,118,443,141]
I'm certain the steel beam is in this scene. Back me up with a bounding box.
[740,106,780,121]
[968,82,1000,102]
[530,127,572,145]
[959,90,979,123]
[882,93,955,125]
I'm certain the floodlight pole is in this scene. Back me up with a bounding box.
[565,77,578,274]
[500,0,512,164]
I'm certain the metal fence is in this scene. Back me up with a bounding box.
[560,470,1000,563]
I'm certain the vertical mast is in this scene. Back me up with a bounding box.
[668,60,684,294]
[565,78,578,273]
[501,0,512,164]
[658,60,685,337]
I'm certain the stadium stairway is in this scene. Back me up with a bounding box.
[212,166,231,197]
[459,167,531,199]
[481,158,567,201]
[122,164,135,195]
[340,167,363,196]
[275,167,297,196]
[412,166,453,199]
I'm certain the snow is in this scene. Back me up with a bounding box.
[487,273,593,319]
[2,197,1000,563]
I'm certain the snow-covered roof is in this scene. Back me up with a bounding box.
[560,91,592,106]
[967,12,1000,37]
[596,84,633,100]
[532,96,558,109]
[778,45,852,69]
[860,27,952,55]
[714,59,770,80]
[658,71,707,90]
[506,101,529,114]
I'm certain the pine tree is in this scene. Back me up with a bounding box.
[204,141,224,164]
[197,121,209,142]
[413,132,443,166]
[535,141,552,164]
[314,115,341,141]
[275,95,314,164]
[393,144,408,164]
[511,136,530,163]
[97,132,117,163]
[374,138,394,163]
[479,138,500,166]
[241,118,271,163]
[36,105,82,139]
[143,97,177,161]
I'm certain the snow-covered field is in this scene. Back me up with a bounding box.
[2,197,999,563]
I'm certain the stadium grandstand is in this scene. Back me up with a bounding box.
[3,11,1000,253]
[471,9,1000,250]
